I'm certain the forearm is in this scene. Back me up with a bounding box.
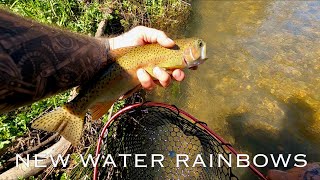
[0,10,109,113]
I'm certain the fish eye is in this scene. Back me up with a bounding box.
[198,40,203,47]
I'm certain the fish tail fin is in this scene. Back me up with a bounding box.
[31,105,84,145]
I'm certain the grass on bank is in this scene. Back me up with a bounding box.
[1,0,108,35]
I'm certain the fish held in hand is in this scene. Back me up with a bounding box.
[31,38,208,145]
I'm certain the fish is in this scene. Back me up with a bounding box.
[31,38,208,145]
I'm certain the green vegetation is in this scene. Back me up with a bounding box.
[0,91,70,149]
[0,0,191,36]
[0,0,191,151]
[1,0,108,35]
[108,0,191,37]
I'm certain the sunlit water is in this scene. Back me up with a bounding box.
[148,1,320,178]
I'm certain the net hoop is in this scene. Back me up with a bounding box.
[93,102,267,180]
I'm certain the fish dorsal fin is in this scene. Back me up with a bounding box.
[89,102,113,120]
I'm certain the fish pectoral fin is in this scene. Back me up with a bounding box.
[119,85,142,100]
[31,106,84,146]
[89,102,113,120]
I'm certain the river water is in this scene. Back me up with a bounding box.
[148,0,320,178]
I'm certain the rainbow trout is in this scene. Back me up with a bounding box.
[31,38,207,145]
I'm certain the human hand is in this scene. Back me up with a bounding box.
[267,163,320,180]
[108,26,185,90]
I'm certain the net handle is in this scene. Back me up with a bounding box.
[93,102,267,180]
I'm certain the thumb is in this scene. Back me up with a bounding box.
[140,27,175,48]
[156,35,175,48]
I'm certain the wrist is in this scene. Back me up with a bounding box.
[108,37,115,50]
[94,37,111,65]
[108,36,122,50]
[97,37,110,51]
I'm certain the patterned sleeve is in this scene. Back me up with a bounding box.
[0,9,109,113]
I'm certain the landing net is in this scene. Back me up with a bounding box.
[94,102,266,180]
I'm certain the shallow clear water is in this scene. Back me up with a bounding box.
[148,0,320,177]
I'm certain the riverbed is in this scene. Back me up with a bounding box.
[148,1,320,178]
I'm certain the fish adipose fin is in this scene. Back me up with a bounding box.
[31,106,84,145]
[89,102,113,120]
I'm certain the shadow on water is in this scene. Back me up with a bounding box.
[226,95,320,178]
[284,97,320,146]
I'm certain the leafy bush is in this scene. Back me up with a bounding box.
[106,0,191,37]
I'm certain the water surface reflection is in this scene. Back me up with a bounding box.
[148,1,320,177]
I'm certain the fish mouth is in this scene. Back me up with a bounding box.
[186,59,206,69]
[183,58,188,67]
[183,58,198,70]
[184,44,207,69]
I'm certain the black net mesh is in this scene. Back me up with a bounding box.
[97,105,239,180]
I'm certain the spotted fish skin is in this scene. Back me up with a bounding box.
[31,38,207,145]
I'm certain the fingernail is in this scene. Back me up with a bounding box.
[153,67,162,77]
[137,69,147,77]
[165,38,174,44]
[175,70,181,77]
